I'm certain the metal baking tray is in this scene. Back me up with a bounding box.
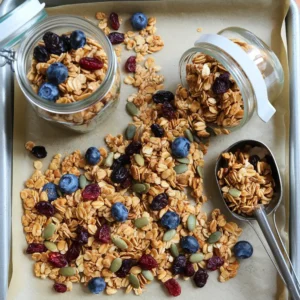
[0,1,299,299]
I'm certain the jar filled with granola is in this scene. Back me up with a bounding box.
[0,0,120,132]
[179,27,284,135]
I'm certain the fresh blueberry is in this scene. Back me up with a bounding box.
[161,211,180,229]
[233,241,253,259]
[42,183,58,202]
[58,174,79,194]
[87,277,106,294]
[46,62,68,85]
[85,147,101,165]
[171,137,190,158]
[111,202,128,222]
[180,236,199,254]
[38,83,59,102]
[70,30,86,50]
[131,12,148,31]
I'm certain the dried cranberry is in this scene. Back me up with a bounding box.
[31,146,47,158]
[53,282,67,293]
[125,141,142,156]
[151,124,164,137]
[35,201,55,217]
[108,32,125,45]
[194,268,209,287]
[139,254,158,270]
[164,278,181,297]
[43,32,65,55]
[115,259,137,278]
[66,242,81,263]
[60,35,71,52]
[26,243,47,254]
[79,57,104,70]
[212,72,231,94]
[82,184,101,201]
[249,155,260,170]
[152,90,174,104]
[162,102,176,120]
[109,12,120,30]
[111,154,131,170]
[48,252,68,268]
[150,193,168,211]
[111,166,129,184]
[206,256,224,271]
[33,46,49,62]
[172,255,187,275]
[125,56,136,72]
[76,225,89,244]
[96,224,111,243]
[120,176,132,189]
[184,262,195,277]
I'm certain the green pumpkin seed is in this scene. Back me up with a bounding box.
[132,183,147,194]
[134,154,144,167]
[189,253,204,263]
[144,183,150,193]
[126,124,136,140]
[229,188,241,197]
[187,215,196,232]
[129,274,140,289]
[134,217,149,228]
[110,258,122,273]
[112,236,128,250]
[79,174,88,189]
[176,157,190,164]
[42,223,56,240]
[207,231,222,244]
[141,270,154,281]
[59,267,75,277]
[163,229,176,242]
[44,241,57,252]
[170,243,179,257]
[174,164,188,174]
[184,129,194,142]
[57,188,63,197]
[104,152,114,167]
[126,102,139,116]
[196,166,204,178]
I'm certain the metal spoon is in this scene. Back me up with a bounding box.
[215,139,300,300]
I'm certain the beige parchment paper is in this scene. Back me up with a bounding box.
[9,1,290,299]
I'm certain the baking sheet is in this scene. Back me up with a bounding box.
[8,0,290,299]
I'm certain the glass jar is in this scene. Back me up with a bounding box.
[179,27,284,133]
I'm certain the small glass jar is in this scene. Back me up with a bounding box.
[179,27,284,132]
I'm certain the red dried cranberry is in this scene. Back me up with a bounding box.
[48,252,68,268]
[152,90,174,104]
[53,282,67,293]
[249,155,260,170]
[31,146,47,158]
[184,262,195,277]
[79,57,104,70]
[111,154,131,170]
[139,254,158,270]
[164,278,181,297]
[111,166,129,184]
[125,141,142,156]
[96,224,111,243]
[125,56,136,72]
[172,255,186,275]
[115,259,137,278]
[65,242,81,263]
[35,201,55,217]
[76,225,89,244]
[150,193,168,211]
[151,124,164,137]
[212,72,231,94]
[206,256,224,271]
[109,12,120,30]
[108,32,125,44]
[82,184,101,201]
[193,268,209,287]
[162,102,176,120]
[26,243,47,254]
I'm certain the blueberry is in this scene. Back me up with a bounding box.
[42,183,58,202]
[180,236,199,254]
[70,30,86,50]
[171,137,190,158]
[46,62,68,85]
[131,12,148,31]
[87,277,106,294]
[85,147,101,165]
[111,202,128,222]
[161,211,180,230]
[38,83,59,102]
[58,174,79,194]
[233,241,253,259]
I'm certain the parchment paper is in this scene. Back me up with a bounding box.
[9,1,290,299]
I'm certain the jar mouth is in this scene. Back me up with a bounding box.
[15,15,117,114]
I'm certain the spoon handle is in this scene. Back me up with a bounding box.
[254,206,300,300]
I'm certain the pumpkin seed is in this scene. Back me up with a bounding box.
[126,124,136,140]
[229,188,241,197]
[129,274,140,289]
[184,129,194,142]
[174,164,188,174]
[132,183,147,194]
[163,229,176,242]
[79,174,88,189]
[144,183,150,193]
[141,270,154,281]
[134,154,144,167]
[112,236,128,250]
[187,215,196,232]
[59,267,75,277]
[104,152,114,167]
[196,166,204,178]
[207,231,222,244]
[189,253,204,263]
[126,102,139,116]
[42,223,56,240]
[57,188,63,197]
[170,243,179,257]
[44,241,57,252]
[110,258,122,273]
[134,217,149,228]
[176,157,190,164]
